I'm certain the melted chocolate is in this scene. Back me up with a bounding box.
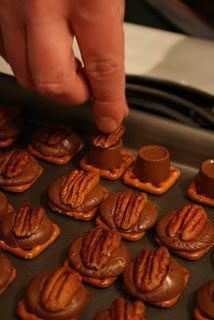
[0,251,14,293]
[0,106,20,140]
[156,212,214,252]
[133,145,170,186]
[48,176,107,213]
[0,208,53,250]
[99,191,158,234]
[68,236,130,279]
[24,273,90,320]
[123,258,187,303]
[0,154,41,186]
[33,127,83,158]
[0,192,10,222]
[197,281,214,320]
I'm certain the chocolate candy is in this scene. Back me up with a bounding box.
[188,159,214,207]
[123,247,189,308]
[0,251,16,295]
[0,105,21,148]
[0,149,43,193]
[123,145,181,195]
[0,202,60,259]
[48,169,109,221]
[17,266,90,320]
[194,281,214,320]
[156,204,214,260]
[93,298,146,320]
[97,190,158,241]
[28,125,84,165]
[134,145,170,186]
[80,125,134,180]
[65,227,131,288]
[88,141,123,170]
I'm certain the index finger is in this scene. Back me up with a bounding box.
[71,0,127,133]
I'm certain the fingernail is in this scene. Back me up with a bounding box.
[97,116,119,133]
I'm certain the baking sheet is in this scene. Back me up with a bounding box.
[0,81,213,320]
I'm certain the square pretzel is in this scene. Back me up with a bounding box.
[80,149,134,180]
[123,165,181,195]
[187,180,214,207]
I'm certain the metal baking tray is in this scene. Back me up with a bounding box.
[0,74,213,320]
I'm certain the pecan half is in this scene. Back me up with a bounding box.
[60,170,100,208]
[43,127,71,146]
[134,247,170,293]
[110,298,145,320]
[81,227,121,270]
[0,149,30,178]
[113,191,148,231]
[41,267,81,312]
[13,203,45,238]
[92,125,125,149]
[167,205,207,241]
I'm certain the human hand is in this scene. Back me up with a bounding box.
[0,0,128,133]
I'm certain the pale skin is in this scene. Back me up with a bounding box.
[0,0,128,133]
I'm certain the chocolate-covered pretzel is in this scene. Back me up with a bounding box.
[123,145,181,195]
[28,125,84,165]
[48,169,109,221]
[93,298,146,320]
[0,202,60,259]
[194,280,214,320]
[80,125,134,180]
[97,190,158,241]
[188,159,214,207]
[0,149,43,193]
[156,204,214,260]
[0,105,21,148]
[17,266,90,320]
[65,227,131,288]
[123,247,189,308]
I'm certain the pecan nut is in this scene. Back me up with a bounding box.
[81,227,121,270]
[43,127,71,146]
[113,191,148,231]
[13,203,45,238]
[134,247,170,293]
[110,298,145,320]
[41,267,81,312]
[92,125,125,149]
[60,170,100,208]
[167,205,207,241]
[0,149,30,178]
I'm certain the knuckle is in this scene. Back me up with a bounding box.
[85,59,122,81]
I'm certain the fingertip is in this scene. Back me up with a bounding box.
[93,99,125,133]
[96,116,119,133]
